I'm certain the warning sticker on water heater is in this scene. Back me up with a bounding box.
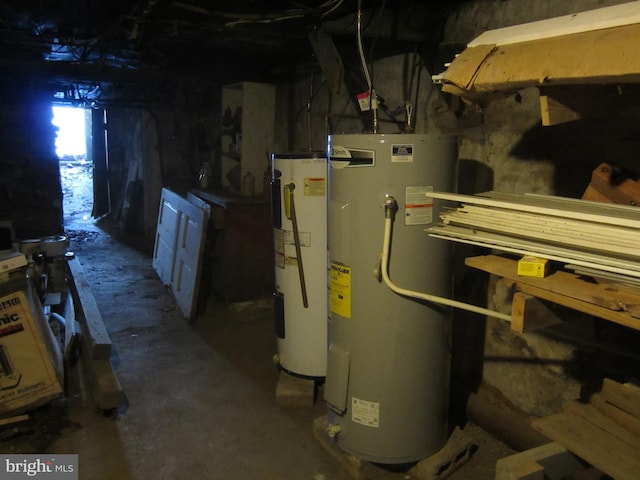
[404,186,434,226]
[304,177,325,196]
[391,144,414,162]
[352,397,380,428]
[330,263,351,318]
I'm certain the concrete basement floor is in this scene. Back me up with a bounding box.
[0,204,512,480]
[38,217,517,479]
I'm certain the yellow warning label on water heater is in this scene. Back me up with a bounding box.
[330,262,351,318]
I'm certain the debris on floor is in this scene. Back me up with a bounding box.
[0,224,122,454]
[229,297,273,314]
[0,400,76,454]
[1,215,521,478]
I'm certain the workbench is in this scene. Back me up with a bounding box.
[191,189,273,302]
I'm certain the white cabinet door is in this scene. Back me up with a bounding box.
[153,188,207,320]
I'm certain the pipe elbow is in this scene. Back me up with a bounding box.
[384,196,397,218]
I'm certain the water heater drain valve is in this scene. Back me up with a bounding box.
[326,423,341,438]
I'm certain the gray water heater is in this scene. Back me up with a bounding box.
[325,133,457,464]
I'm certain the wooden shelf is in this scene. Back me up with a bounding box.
[465,254,640,332]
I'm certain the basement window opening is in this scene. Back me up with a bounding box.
[52,105,93,228]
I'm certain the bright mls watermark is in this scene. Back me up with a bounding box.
[0,455,77,479]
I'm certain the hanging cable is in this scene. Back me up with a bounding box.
[356,0,378,133]
[380,196,512,322]
[356,0,372,90]
[306,55,315,151]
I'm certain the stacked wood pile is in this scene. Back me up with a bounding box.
[530,379,640,479]
[495,379,640,479]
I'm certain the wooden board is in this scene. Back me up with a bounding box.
[495,442,586,480]
[0,414,29,427]
[511,292,562,333]
[589,392,640,436]
[563,400,640,450]
[66,256,123,411]
[602,378,640,419]
[465,255,640,312]
[508,280,640,331]
[90,360,123,411]
[66,256,112,360]
[583,162,640,206]
[532,411,640,480]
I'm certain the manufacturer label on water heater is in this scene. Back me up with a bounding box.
[330,146,374,167]
[352,396,380,428]
[404,186,434,225]
[391,144,414,163]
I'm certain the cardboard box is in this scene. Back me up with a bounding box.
[517,256,550,278]
[0,288,62,415]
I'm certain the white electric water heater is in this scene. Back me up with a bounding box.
[325,134,457,463]
[271,152,327,378]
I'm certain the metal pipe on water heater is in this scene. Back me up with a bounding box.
[381,195,512,322]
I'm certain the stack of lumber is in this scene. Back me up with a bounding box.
[530,378,640,480]
[427,191,640,282]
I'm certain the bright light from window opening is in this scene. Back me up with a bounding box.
[52,106,86,158]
